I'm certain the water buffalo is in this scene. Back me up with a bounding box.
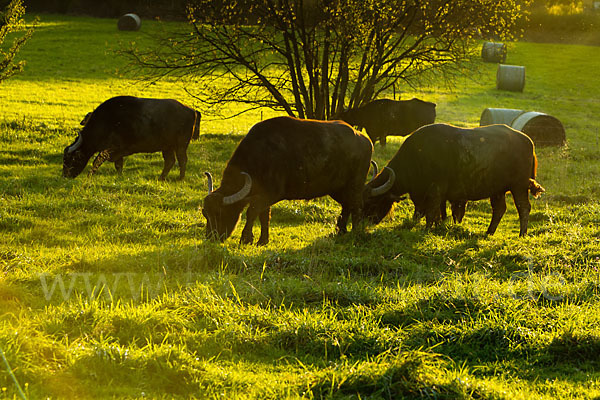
[363,123,545,237]
[63,96,201,180]
[337,98,436,146]
[202,116,392,245]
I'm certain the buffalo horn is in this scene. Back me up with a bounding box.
[67,134,84,154]
[222,172,252,205]
[369,167,395,197]
[370,160,378,182]
[204,172,214,193]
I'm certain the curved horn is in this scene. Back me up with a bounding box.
[370,160,378,182]
[67,134,84,154]
[369,167,396,197]
[223,172,252,205]
[204,172,214,193]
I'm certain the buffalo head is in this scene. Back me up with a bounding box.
[63,135,92,178]
[363,167,403,224]
[202,171,252,242]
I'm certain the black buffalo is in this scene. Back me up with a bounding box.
[337,98,436,146]
[63,96,201,180]
[364,123,545,236]
[202,116,392,245]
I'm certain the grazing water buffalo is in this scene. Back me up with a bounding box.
[337,98,436,146]
[63,96,201,180]
[364,123,545,237]
[202,116,391,245]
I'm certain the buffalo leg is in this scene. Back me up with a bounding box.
[451,201,466,223]
[336,202,365,233]
[336,207,350,234]
[417,200,447,222]
[89,150,110,176]
[334,190,364,233]
[425,204,442,229]
[257,207,271,246]
[175,147,188,180]
[424,187,443,229]
[351,187,366,232]
[412,208,424,221]
[114,157,124,174]
[487,193,507,235]
[512,189,532,237]
[160,150,176,180]
[412,197,429,222]
[350,201,364,232]
[440,201,448,221]
[353,206,364,231]
[241,197,270,245]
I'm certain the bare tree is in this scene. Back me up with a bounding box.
[124,0,528,119]
[0,0,35,83]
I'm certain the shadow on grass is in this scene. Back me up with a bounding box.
[11,225,600,397]
[0,148,66,170]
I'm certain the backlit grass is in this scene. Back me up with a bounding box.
[0,13,599,399]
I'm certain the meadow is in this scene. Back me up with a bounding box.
[0,13,599,399]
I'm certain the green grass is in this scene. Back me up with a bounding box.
[1,13,600,399]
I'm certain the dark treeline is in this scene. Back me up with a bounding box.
[21,0,600,44]
[23,0,190,19]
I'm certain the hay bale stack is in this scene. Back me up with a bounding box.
[480,108,524,126]
[481,42,507,63]
[496,64,525,92]
[118,13,141,31]
[511,112,566,146]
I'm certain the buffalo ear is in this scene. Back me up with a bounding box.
[391,195,406,202]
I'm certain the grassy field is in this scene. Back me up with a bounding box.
[1,13,600,399]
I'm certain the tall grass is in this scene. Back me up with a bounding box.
[0,13,599,399]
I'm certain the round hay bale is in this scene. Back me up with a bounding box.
[118,13,141,31]
[480,108,524,126]
[481,42,507,63]
[511,111,566,146]
[496,64,525,92]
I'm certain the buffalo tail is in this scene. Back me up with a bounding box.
[192,110,201,140]
[529,179,545,198]
[529,151,544,198]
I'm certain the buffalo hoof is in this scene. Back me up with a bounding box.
[257,237,269,246]
[240,232,253,245]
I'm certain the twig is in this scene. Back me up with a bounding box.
[0,344,28,400]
